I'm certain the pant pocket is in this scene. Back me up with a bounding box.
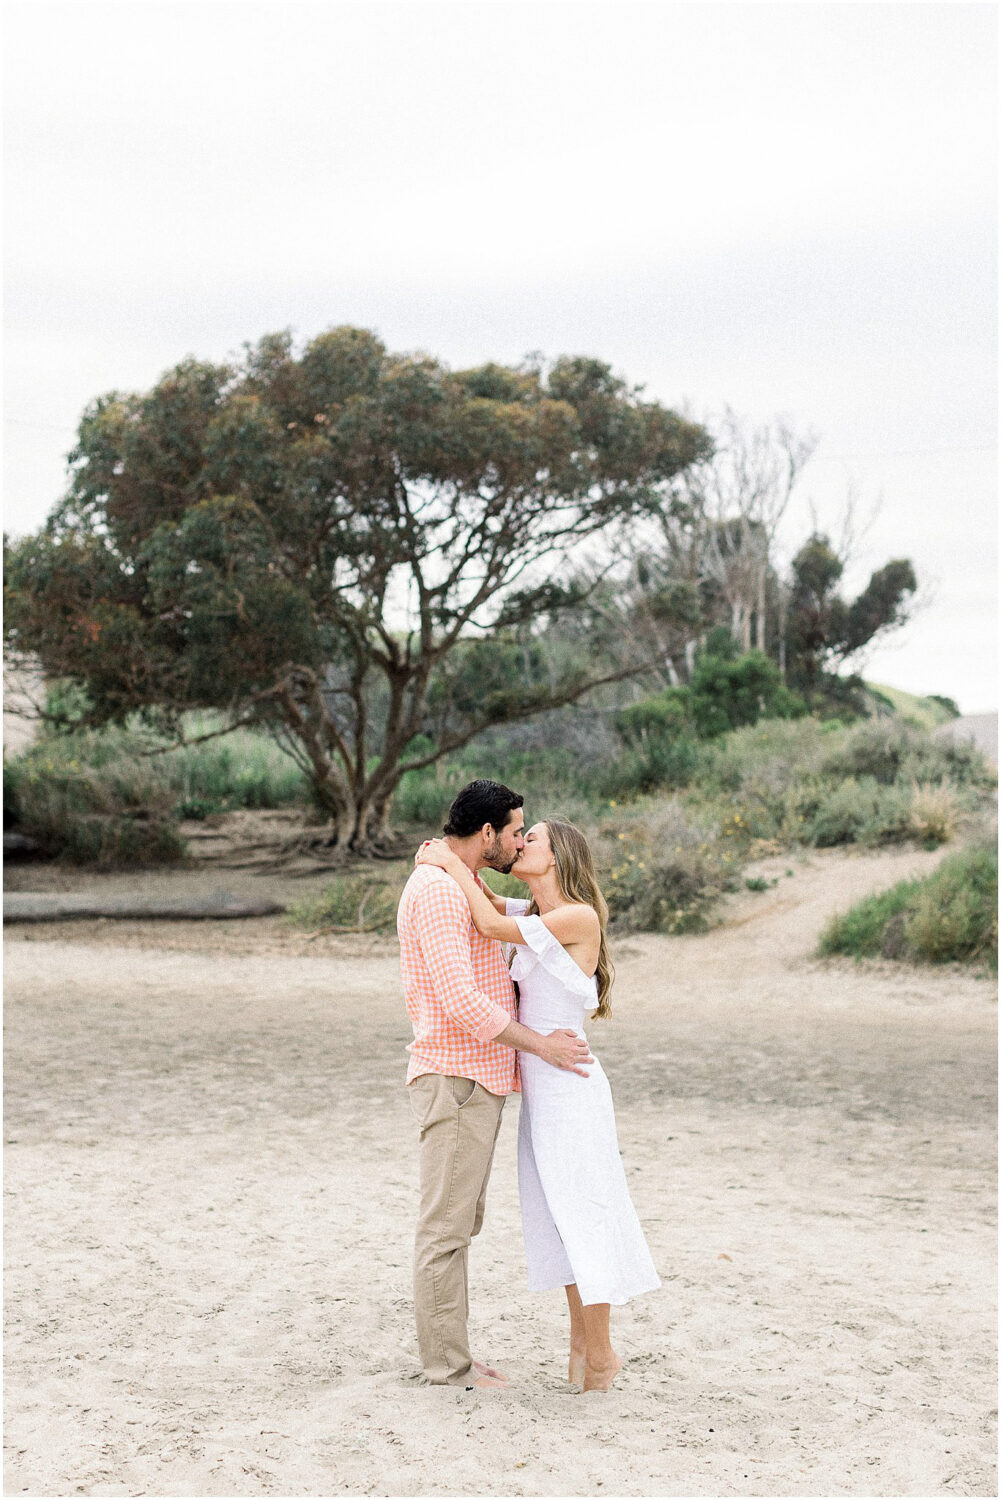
[408,1075,437,1125]
[450,1076,477,1108]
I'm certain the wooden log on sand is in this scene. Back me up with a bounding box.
[4,892,286,924]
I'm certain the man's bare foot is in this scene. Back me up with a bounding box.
[473,1360,510,1383]
[582,1352,623,1392]
[466,1372,509,1390]
[568,1345,587,1385]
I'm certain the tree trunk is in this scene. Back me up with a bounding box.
[755,566,767,652]
[343,774,407,856]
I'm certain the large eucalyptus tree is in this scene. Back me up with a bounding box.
[5,327,709,850]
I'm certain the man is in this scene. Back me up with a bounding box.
[398,778,593,1389]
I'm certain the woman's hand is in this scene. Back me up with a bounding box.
[415,838,463,873]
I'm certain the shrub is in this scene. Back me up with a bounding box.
[393,769,464,829]
[802,777,913,848]
[819,843,998,969]
[905,846,998,966]
[614,687,691,744]
[818,879,920,960]
[597,736,702,798]
[597,800,736,933]
[690,634,805,738]
[4,734,186,866]
[696,717,841,797]
[909,782,961,847]
[286,875,399,932]
[823,720,994,790]
[165,726,307,813]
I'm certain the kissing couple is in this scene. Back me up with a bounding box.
[397,778,660,1393]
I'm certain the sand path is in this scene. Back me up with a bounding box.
[4,845,996,1497]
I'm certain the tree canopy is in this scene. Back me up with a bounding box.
[784,534,917,705]
[5,327,709,850]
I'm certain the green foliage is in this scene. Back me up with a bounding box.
[286,875,399,933]
[165,719,308,815]
[481,869,531,902]
[4,733,186,866]
[865,682,960,728]
[607,635,806,798]
[597,801,738,933]
[821,720,995,790]
[819,878,920,959]
[4,716,309,865]
[5,327,708,849]
[820,843,998,970]
[391,770,457,831]
[800,777,914,848]
[394,741,597,832]
[689,630,805,738]
[598,736,702,798]
[785,534,917,705]
[926,694,961,721]
[40,677,93,732]
[615,686,690,744]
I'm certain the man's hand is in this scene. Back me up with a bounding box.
[539,1029,594,1076]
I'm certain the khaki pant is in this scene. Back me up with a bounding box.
[408,1073,507,1385]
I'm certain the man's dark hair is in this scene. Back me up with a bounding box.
[443,779,524,839]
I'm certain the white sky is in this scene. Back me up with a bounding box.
[4,0,997,710]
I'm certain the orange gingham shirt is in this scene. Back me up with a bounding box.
[398,864,521,1095]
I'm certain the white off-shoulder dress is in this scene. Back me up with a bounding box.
[509,908,661,1307]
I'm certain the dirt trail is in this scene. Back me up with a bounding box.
[4,845,996,1497]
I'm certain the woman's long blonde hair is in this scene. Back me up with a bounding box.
[527,818,614,1019]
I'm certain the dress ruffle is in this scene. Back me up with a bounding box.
[510,914,598,1002]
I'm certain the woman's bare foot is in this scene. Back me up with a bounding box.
[582,1352,623,1392]
[568,1344,587,1385]
[466,1372,509,1390]
[473,1360,509,1383]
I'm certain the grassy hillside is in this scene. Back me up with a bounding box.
[866,682,959,729]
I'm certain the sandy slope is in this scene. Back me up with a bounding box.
[3,845,997,1498]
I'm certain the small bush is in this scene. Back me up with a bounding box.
[597,736,701,798]
[818,879,920,959]
[165,727,307,812]
[820,843,998,969]
[286,875,399,932]
[696,717,841,797]
[597,800,736,933]
[4,735,187,867]
[392,771,458,829]
[824,720,995,790]
[802,777,913,848]
[905,847,998,966]
[909,782,961,847]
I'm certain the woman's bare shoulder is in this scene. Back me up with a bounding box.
[543,902,600,936]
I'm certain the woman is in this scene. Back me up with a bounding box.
[416,818,660,1392]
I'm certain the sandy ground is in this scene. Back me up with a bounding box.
[3,844,997,1498]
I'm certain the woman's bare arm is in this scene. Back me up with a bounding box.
[416,842,521,940]
[415,841,598,948]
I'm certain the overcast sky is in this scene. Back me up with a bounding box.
[4,0,997,710]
